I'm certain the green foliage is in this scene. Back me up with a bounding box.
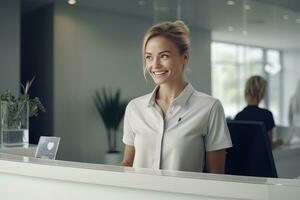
[0,90,46,118]
[0,77,46,121]
[93,88,128,153]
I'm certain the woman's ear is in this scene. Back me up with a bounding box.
[183,51,189,66]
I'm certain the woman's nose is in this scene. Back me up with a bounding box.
[152,57,161,67]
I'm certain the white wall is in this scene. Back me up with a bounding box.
[0,0,20,94]
[53,3,211,163]
[282,49,300,125]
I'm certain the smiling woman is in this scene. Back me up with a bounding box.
[121,20,232,173]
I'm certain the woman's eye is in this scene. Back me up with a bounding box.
[161,54,169,59]
[145,55,152,61]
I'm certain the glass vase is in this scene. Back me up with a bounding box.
[0,101,29,148]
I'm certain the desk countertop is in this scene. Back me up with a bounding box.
[0,152,300,200]
[0,144,37,157]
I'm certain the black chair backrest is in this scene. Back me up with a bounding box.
[225,120,278,178]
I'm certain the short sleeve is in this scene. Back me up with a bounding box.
[122,101,135,146]
[266,111,275,131]
[205,100,232,151]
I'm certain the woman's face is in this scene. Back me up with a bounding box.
[145,36,188,85]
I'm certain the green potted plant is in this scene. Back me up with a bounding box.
[0,77,46,147]
[93,87,128,164]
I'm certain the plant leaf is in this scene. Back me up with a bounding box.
[93,87,129,151]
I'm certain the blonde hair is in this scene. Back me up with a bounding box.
[142,20,190,78]
[244,75,267,104]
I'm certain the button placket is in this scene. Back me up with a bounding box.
[152,104,165,169]
[157,102,178,169]
[153,102,179,169]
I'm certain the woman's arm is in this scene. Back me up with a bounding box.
[268,128,283,150]
[206,149,226,174]
[121,145,135,166]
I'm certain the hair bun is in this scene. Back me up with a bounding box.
[174,20,190,34]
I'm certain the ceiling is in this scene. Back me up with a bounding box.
[255,0,300,13]
[22,0,300,49]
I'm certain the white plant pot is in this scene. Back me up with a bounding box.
[104,152,122,165]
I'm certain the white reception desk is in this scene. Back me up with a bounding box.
[0,150,300,200]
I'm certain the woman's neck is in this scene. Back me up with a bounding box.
[156,79,187,103]
[247,99,259,106]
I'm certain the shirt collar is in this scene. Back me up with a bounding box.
[147,85,159,107]
[147,83,194,107]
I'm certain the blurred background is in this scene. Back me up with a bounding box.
[1,0,300,166]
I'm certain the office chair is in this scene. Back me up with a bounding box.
[225,120,278,178]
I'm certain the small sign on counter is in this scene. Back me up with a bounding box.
[35,136,60,160]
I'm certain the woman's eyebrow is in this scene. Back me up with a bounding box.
[145,50,171,55]
[158,50,171,54]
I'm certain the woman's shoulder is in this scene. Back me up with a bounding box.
[127,92,153,108]
[186,88,224,114]
[254,107,274,121]
[191,89,220,105]
[258,107,273,115]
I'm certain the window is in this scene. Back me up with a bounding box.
[211,42,282,124]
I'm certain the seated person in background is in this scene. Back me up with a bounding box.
[234,75,283,149]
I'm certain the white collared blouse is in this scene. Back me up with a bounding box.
[122,83,232,172]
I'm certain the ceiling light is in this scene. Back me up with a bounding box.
[228,26,234,32]
[296,18,300,24]
[68,0,76,5]
[227,0,235,6]
[283,15,289,20]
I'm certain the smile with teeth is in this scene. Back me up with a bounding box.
[152,70,168,76]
